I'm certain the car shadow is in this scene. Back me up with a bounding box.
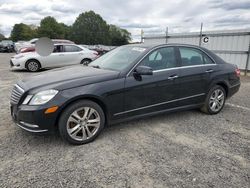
[10,68,49,73]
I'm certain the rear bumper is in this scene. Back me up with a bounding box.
[228,83,240,98]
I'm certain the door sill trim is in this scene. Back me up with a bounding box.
[114,93,205,116]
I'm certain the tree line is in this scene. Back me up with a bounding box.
[9,11,131,46]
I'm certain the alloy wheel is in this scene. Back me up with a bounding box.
[209,89,225,112]
[66,107,101,141]
[27,61,39,71]
[82,60,91,65]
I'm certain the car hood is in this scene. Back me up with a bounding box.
[18,65,120,92]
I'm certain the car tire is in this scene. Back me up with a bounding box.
[81,59,91,66]
[58,100,105,145]
[201,85,226,114]
[26,60,41,72]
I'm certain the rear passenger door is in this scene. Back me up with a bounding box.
[177,47,216,106]
[62,45,83,65]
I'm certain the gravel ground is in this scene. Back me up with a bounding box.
[0,53,249,188]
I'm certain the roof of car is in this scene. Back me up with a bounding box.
[125,43,205,49]
[54,43,78,46]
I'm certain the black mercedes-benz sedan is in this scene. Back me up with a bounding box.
[10,44,240,144]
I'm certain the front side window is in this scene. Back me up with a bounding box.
[53,45,63,53]
[179,47,214,66]
[64,45,82,52]
[140,47,177,71]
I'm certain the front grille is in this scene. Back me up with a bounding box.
[10,60,14,67]
[10,84,24,104]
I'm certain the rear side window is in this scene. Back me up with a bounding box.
[64,45,82,52]
[140,47,177,71]
[203,54,214,64]
[179,47,214,66]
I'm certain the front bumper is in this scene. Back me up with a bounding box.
[10,59,25,70]
[11,104,60,133]
[16,122,48,133]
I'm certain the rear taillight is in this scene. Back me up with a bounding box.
[235,68,240,77]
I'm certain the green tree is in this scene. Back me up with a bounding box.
[37,16,64,39]
[70,11,110,45]
[10,23,37,41]
[109,25,131,45]
[59,23,71,39]
[9,11,131,45]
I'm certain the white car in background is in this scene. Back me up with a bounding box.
[10,44,99,72]
[14,38,38,52]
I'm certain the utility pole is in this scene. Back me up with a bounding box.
[245,43,250,76]
[166,27,168,44]
[199,22,203,46]
[141,29,144,43]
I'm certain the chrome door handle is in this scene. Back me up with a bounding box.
[168,75,178,80]
[59,54,64,56]
[205,69,214,73]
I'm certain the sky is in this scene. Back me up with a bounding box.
[0,0,250,41]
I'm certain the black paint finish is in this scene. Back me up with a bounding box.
[11,44,240,132]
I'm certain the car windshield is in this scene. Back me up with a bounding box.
[89,46,147,71]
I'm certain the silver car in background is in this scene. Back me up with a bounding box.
[10,43,99,72]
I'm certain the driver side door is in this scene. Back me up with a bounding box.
[117,46,182,119]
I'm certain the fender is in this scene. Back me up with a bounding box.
[55,93,110,127]
[208,78,229,97]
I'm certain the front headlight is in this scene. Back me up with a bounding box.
[25,89,58,105]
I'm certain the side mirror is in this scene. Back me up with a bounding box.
[134,66,153,76]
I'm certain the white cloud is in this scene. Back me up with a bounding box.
[0,0,250,41]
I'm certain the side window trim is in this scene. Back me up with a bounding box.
[153,63,217,73]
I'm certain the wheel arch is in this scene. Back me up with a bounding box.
[55,95,109,128]
[208,80,229,98]
[25,58,41,69]
[215,81,229,97]
[80,58,92,65]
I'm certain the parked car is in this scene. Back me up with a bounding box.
[14,38,38,52]
[10,44,240,144]
[14,40,27,52]
[82,44,115,56]
[18,39,75,53]
[0,40,15,52]
[10,43,98,71]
